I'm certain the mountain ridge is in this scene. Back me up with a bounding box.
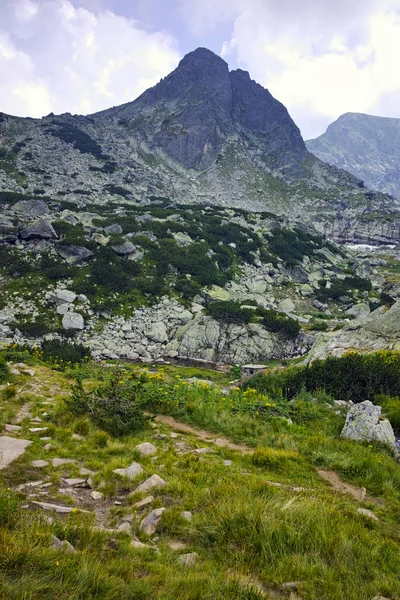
[306,112,400,200]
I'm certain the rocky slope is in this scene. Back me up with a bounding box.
[1,48,400,364]
[306,112,400,201]
[1,49,399,245]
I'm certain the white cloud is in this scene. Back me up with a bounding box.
[0,0,180,118]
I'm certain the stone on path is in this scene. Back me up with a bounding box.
[5,424,21,432]
[0,436,32,469]
[113,462,143,480]
[132,474,167,494]
[31,460,49,468]
[140,507,165,535]
[31,501,89,514]
[135,442,157,457]
[52,458,76,467]
[63,478,86,487]
[90,491,103,500]
[178,552,199,566]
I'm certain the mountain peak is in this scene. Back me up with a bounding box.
[178,47,227,68]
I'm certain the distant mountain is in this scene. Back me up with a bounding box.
[306,112,400,200]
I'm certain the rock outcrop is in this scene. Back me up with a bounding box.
[341,401,396,451]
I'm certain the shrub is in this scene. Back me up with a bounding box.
[41,339,90,368]
[244,351,400,403]
[1,385,17,400]
[310,321,328,331]
[0,353,10,383]
[206,301,253,324]
[374,394,400,430]
[262,309,300,338]
[91,430,109,448]
[267,228,325,265]
[66,371,148,437]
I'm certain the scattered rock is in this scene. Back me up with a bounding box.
[167,540,187,551]
[63,478,86,487]
[178,552,199,566]
[31,501,89,514]
[134,495,154,509]
[112,241,136,255]
[130,538,156,551]
[357,508,379,521]
[135,442,157,457]
[140,507,165,535]
[52,458,76,467]
[29,427,48,433]
[113,462,144,480]
[53,289,77,304]
[181,511,192,521]
[223,460,232,466]
[0,436,32,469]
[51,535,76,553]
[133,474,167,494]
[117,522,132,534]
[90,491,103,500]
[31,460,49,468]
[341,401,396,450]
[5,424,21,432]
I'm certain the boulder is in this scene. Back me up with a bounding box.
[277,298,295,313]
[54,289,77,303]
[19,219,57,240]
[112,241,136,255]
[13,199,49,218]
[346,302,370,320]
[147,322,168,343]
[104,224,123,234]
[133,474,167,494]
[340,401,396,450]
[62,312,84,330]
[57,245,94,264]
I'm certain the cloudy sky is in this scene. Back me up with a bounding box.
[1,0,400,139]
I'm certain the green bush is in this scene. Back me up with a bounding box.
[374,394,400,430]
[310,321,328,331]
[41,339,90,368]
[262,309,300,338]
[206,301,253,324]
[0,353,10,383]
[244,351,400,403]
[66,371,148,437]
[267,228,325,265]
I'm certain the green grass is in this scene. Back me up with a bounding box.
[0,357,399,600]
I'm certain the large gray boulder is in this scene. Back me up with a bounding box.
[12,199,49,218]
[57,245,94,264]
[62,312,84,330]
[19,219,57,240]
[340,401,396,450]
[112,241,136,255]
[0,436,32,469]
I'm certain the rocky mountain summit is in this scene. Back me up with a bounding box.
[307,112,400,201]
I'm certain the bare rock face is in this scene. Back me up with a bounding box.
[99,47,307,176]
[307,112,400,200]
[340,401,396,451]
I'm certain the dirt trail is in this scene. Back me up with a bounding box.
[154,415,253,453]
[156,416,378,503]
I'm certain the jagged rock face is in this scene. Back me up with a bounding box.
[98,48,307,173]
[306,112,400,200]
